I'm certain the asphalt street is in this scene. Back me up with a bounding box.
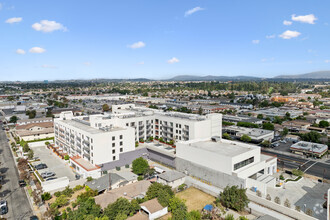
[262,149,330,180]
[0,127,33,219]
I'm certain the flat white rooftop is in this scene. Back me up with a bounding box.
[187,139,257,157]
[60,119,125,134]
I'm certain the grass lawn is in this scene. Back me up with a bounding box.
[176,187,216,212]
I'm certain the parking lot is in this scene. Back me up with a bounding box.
[30,145,76,181]
[270,140,294,153]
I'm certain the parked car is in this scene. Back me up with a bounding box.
[0,200,8,215]
[0,176,4,182]
[45,177,57,181]
[41,171,55,179]
[19,180,26,187]
[30,215,39,220]
[280,140,287,144]
[35,163,47,170]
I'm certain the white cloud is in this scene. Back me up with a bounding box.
[291,14,317,24]
[266,34,276,39]
[279,30,301,39]
[325,60,330,63]
[16,49,25,55]
[32,20,67,33]
[283,20,292,26]
[29,47,46,53]
[185,6,204,17]
[41,64,57,69]
[252,40,260,44]
[83,62,92,66]
[5,17,22,24]
[167,57,179,64]
[127,41,146,49]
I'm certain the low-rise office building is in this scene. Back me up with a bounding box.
[290,141,328,158]
[222,115,263,125]
[223,126,274,143]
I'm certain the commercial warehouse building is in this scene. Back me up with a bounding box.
[223,125,274,143]
[176,137,277,194]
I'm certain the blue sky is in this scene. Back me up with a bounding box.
[1,0,330,81]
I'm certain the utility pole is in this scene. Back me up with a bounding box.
[108,172,111,191]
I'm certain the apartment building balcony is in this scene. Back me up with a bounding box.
[83,140,90,147]
[76,137,81,142]
[70,140,75,145]
[77,142,81,148]
[84,147,90,153]
[70,134,75,138]
[183,133,189,139]
[76,148,82,154]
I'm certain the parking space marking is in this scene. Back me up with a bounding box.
[301,160,311,167]
[303,161,318,172]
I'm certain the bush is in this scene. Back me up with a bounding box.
[137,176,144,181]
[239,216,249,220]
[86,177,93,182]
[73,185,84,191]
[224,214,235,220]
[295,206,301,212]
[292,169,304,177]
[284,199,291,208]
[41,192,52,201]
[274,196,281,205]
[256,190,261,197]
[306,208,313,216]
[178,184,187,192]
[64,155,70,160]
[222,133,232,140]
[266,194,271,201]
[280,175,285,180]
[54,191,62,197]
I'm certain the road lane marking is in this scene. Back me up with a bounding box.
[301,160,310,167]
[304,161,318,172]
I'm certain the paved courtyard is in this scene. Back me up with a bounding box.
[267,177,329,220]
[31,145,76,181]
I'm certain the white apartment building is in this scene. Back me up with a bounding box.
[54,111,135,178]
[99,104,222,142]
[54,105,221,177]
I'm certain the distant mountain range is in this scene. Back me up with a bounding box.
[275,71,330,79]
[166,75,262,81]
[1,71,330,83]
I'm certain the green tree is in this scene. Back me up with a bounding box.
[27,150,34,159]
[319,120,329,128]
[146,182,174,206]
[187,210,201,220]
[169,197,187,220]
[257,114,264,119]
[103,198,137,219]
[281,127,289,136]
[261,140,270,147]
[132,157,149,175]
[240,134,251,143]
[102,104,110,112]
[219,185,249,212]
[9,115,18,123]
[262,122,274,130]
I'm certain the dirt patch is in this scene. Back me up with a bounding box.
[176,187,216,212]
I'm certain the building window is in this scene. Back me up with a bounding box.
[120,135,123,139]
[234,157,254,171]
[91,139,93,143]
[126,123,129,126]
[112,143,115,147]
[112,149,115,154]
[112,136,115,141]
[120,141,123,146]
[113,156,116,160]
[120,148,123,152]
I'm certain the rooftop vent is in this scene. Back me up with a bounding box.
[211,136,221,142]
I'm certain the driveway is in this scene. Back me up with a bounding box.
[31,145,76,181]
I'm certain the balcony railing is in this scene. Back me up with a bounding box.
[84,147,90,153]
